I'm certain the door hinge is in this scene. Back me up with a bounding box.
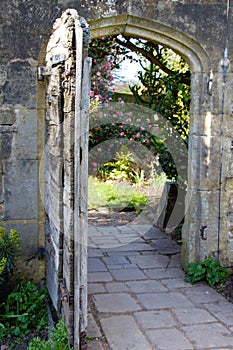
[60,279,69,303]
[37,66,52,81]
[38,53,67,80]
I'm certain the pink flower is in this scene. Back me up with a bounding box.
[112,123,115,126]
[146,118,150,123]
[126,118,132,123]
[137,118,141,122]
[136,132,141,138]
[120,132,125,136]
[96,71,101,76]
[140,127,145,131]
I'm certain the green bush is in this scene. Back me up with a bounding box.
[0,281,48,343]
[97,147,137,182]
[0,224,20,284]
[185,256,228,287]
[27,319,72,350]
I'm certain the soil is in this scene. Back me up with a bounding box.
[0,330,49,350]
[88,208,138,226]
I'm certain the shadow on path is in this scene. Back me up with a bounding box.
[85,225,233,350]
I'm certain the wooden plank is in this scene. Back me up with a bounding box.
[79,56,92,333]
[73,20,84,350]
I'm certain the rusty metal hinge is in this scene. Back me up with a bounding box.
[49,53,66,65]
[37,66,52,80]
[60,279,69,303]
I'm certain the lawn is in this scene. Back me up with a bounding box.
[88,177,150,210]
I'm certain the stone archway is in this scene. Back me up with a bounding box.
[88,14,213,267]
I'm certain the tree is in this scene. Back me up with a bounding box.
[88,35,190,181]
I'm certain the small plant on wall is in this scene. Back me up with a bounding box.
[0,224,20,285]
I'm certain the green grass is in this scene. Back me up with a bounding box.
[88,177,149,209]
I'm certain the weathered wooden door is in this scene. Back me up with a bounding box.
[44,9,91,349]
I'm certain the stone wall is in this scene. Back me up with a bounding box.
[0,0,233,280]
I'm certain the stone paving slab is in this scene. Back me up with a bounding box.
[172,307,217,324]
[145,328,193,350]
[128,254,170,268]
[181,323,233,349]
[87,225,233,350]
[183,285,227,304]
[167,253,182,268]
[87,313,102,338]
[107,242,156,251]
[136,291,194,309]
[202,301,233,327]
[143,267,185,279]
[134,310,177,329]
[110,267,148,281]
[102,256,129,265]
[88,272,113,283]
[161,276,194,289]
[125,279,168,293]
[100,315,152,350]
[93,293,141,313]
[88,248,104,258]
[88,258,108,272]
[144,228,168,239]
[88,283,106,294]
[105,282,129,293]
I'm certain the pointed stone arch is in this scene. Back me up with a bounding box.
[89,14,211,73]
[89,14,213,267]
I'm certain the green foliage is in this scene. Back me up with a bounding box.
[185,257,228,287]
[89,36,190,182]
[98,147,136,182]
[129,43,190,143]
[153,171,168,190]
[0,281,48,343]
[27,319,72,350]
[0,224,20,284]
[88,177,149,209]
[27,338,51,350]
[132,169,145,188]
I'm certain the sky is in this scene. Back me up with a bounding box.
[114,53,143,84]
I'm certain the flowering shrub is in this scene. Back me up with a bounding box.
[89,37,188,183]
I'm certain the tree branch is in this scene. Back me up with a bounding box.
[115,37,190,85]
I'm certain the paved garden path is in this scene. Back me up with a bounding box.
[86,224,233,350]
